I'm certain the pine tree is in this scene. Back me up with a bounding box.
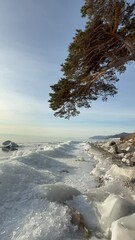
[49,0,135,119]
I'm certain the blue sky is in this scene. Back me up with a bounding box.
[0,0,134,142]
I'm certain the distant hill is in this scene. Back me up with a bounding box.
[122,133,135,143]
[89,132,133,140]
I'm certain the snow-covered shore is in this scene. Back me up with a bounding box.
[0,139,135,240]
[87,140,135,239]
[0,141,98,240]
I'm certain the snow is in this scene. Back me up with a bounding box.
[98,194,135,231]
[67,195,101,236]
[111,213,135,240]
[1,140,135,240]
[87,142,135,239]
[107,164,135,179]
[36,183,81,203]
[0,141,97,240]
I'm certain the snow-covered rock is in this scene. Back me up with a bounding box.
[121,152,135,166]
[108,141,119,154]
[133,152,135,158]
[121,157,131,165]
[125,153,133,158]
[2,140,18,151]
[131,157,135,165]
[118,153,125,158]
[128,139,133,144]
[126,146,135,152]
[109,146,117,154]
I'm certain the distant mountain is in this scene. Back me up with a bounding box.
[89,132,133,140]
[122,133,135,142]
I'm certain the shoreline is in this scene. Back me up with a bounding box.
[89,140,135,187]
[0,139,135,239]
[85,140,135,239]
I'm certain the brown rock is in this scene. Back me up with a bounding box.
[67,206,91,239]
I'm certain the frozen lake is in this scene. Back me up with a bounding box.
[0,140,98,240]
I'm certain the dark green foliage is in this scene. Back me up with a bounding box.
[49,0,135,119]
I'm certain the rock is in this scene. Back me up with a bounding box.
[130,157,135,166]
[121,152,135,166]
[126,146,135,152]
[131,178,135,184]
[129,139,133,143]
[121,157,127,163]
[109,147,116,154]
[67,206,91,239]
[60,169,69,173]
[125,178,135,190]
[124,153,133,159]
[109,142,119,154]
[109,141,117,146]
[121,158,131,166]
[2,140,18,151]
[2,140,11,146]
[98,175,112,185]
[118,153,125,158]
[119,149,127,154]
[75,157,85,162]
[102,142,110,148]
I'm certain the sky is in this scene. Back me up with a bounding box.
[0,0,135,142]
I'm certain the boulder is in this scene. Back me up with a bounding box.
[2,140,11,146]
[2,140,18,151]
[126,146,135,152]
[125,153,133,159]
[130,157,135,166]
[67,206,91,239]
[109,141,117,146]
[128,139,133,144]
[118,153,125,158]
[121,157,131,166]
[109,142,119,154]
[121,153,135,166]
[133,152,135,158]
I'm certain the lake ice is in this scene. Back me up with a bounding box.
[0,141,98,240]
[1,140,135,240]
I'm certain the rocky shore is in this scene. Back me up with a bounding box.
[90,138,135,186]
[85,137,135,239]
